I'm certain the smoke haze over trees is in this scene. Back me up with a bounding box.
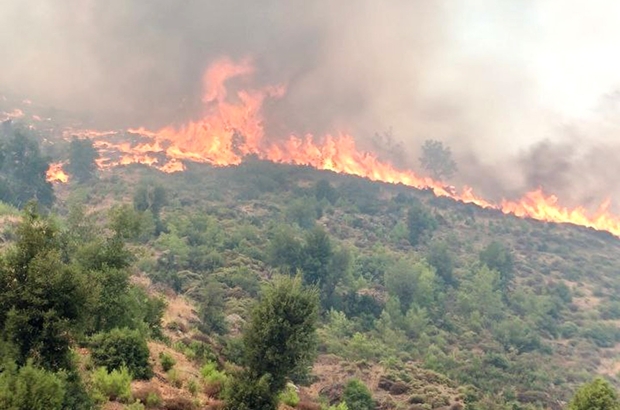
[2,1,620,208]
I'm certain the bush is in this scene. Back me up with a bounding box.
[342,379,374,410]
[201,361,228,397]
[90,328,153,380]
[146,391,162,407]
[279,384,300,407]
[200,361,228,384]
[0,361,66,410]
[132,384,161,407]
[160,352,177,372]
[168,369,184,388]
[187,378,199,396]
[223,371,277,410]
[127,401,146,410]
[91,366,132,403]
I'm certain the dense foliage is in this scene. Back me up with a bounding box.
[0,201,163,408]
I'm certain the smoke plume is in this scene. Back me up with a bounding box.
[1,0,620,208]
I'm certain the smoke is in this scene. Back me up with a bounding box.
[1,0,620,208]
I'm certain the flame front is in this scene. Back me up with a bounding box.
[60,58,620,238]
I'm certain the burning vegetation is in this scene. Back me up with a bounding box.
[37,58,620,238]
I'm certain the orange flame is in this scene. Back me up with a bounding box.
[55,58,620,238]
[46,162,69,183]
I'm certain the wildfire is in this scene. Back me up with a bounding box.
[48,58,620,238]
[46,162,69,183]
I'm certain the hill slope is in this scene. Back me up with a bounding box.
[42,158,620,408]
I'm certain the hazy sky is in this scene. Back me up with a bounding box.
[1,1,620,206]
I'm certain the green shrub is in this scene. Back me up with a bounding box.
[168,369,183,388]
[582,323,620,348]
[342,379,374,410]
[91,366,132,403]
[187,378,199,396]
[201,361,227,397]
[223,371,277,410]
[187,340,217,363]
[146,391,162,407]
[127,401,146,410]
[200,361,227,385]
[0,361,66,410]
[160,352,176,372]
[279,384,300,407]
[90,328,153,380]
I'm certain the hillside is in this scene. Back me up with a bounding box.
[35,157,620,409]
[2,119,620,409]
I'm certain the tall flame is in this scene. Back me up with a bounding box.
[53,58,620,238]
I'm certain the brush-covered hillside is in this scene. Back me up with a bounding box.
[2,127,620,410]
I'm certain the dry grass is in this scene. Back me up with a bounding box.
[303,355,459,409]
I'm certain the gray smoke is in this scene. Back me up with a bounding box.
[1,0,620,209]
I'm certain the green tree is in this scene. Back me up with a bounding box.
[569,378,620,410]
[384,260,437,313]
[226,276,319,409]
[407,203,437,246]
[419,139,457,180]
[133,181,167,219]
[268,225,303,274]
[66,137,99,183]
[314,179,339,204]
[493,317,541,354]
[456,266,505,328]
[285,198,318,229]
[300,227,349,307]
[342,379,374,410]
[479,241,514,289]
[89,267,132,332]
[427,241,456,287]
[108,204,147,241]
[0,204,90,370]
[300,226,333,287]
[76,235,133,272]
[197,280,227,334]
[0,131,54,208]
